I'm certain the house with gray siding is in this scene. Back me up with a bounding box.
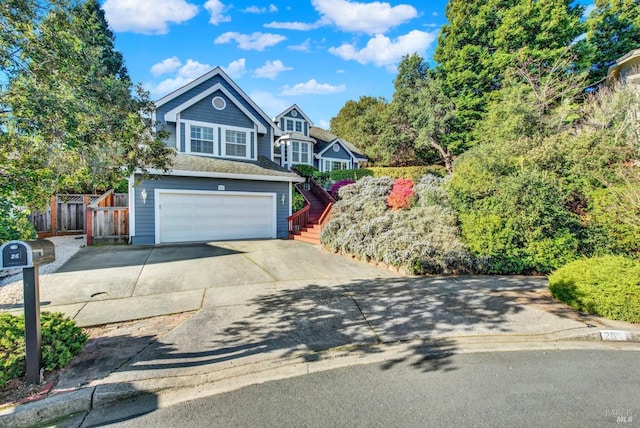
[273,105,368,172]
[128,67,304,245]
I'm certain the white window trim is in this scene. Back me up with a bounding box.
[322,157,351,172]
[180,120,256,161]
[290,141,311,165]
[285,117,307,136]
[183,119,217,156]
[221,124,256,160]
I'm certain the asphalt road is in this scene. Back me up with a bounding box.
[86,350,639,427]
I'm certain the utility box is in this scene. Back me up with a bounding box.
[0,240,55,270]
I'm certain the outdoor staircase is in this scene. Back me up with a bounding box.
[288,180,335,245]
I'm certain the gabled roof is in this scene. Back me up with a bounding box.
[274,104,314,127]
[155,67,282,136]
[310,127,368,161]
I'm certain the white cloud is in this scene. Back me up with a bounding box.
[214,32,287,51]
[254,60,293,79]
[318,119,331,129]
[222,58,247,79]
[149,59,212,96]
[204,0,231,25]
[180,59,212,78]
[288,39,312,52]
[280,79,346,96]
[264,20,326,31]
[244,4,279,13]
[249,90,290,118]
[329,30,437,67]
[150,56,182,76]
[312,0,417,35]
[102,0,198,34]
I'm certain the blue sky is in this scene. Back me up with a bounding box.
[102,0,594,129]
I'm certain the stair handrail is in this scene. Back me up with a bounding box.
[309,177,336,205]
[288,182,312,234]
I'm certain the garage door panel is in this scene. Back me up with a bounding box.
[157,191,275,243]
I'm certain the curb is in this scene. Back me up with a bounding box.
[2,331,640,428]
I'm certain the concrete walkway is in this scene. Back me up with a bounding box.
[2,240,640,427]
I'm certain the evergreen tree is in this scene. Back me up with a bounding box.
[434,0,586,149]
[586,0,640,84]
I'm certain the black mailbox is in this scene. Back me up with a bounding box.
[0,240,55,270]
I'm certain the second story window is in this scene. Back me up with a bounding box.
[190,125,214,154]
[291,141,310,164]
[286,118,305,135]
[225,129,247,157]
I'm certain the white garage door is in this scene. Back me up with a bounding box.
[157,191,276,243]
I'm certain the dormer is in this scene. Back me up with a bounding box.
[275,105,313,137]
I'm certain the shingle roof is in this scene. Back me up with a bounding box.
[309,127,367,160]
[170,153,301,180]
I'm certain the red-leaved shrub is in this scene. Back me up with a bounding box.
[387,178,416,210]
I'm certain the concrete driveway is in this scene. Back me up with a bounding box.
[30,239,399,326]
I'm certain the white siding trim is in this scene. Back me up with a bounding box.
[316,139,359,160]
[155,67,280,136]
[144,168,305,183]
[164,83,268,134]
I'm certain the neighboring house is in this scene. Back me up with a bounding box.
[309,126,368,172]
[273,105,368,172]
[128,67,304,245]
[608,48,640,88]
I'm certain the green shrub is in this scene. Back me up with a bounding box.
[549,256,640,323]
[582,186,640,258]
[329,168,374,182]
[368,165,447,180]
[312,171,331,188]
[0,312,88,387]
[322,175,477,274]
[292,189,306,212]
[455,169,581,274]
[0,198,37,245]
[292,164,318,178]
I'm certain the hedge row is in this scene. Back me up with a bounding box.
[327,166,447,182]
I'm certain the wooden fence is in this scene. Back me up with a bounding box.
[30,193,128,241]
[86,190,129,245]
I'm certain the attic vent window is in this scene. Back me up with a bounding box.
[212,96,226,110]
[332,144,340,152]
[291,110,298,117]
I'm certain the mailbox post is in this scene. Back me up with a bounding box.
[0,240,55,384]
